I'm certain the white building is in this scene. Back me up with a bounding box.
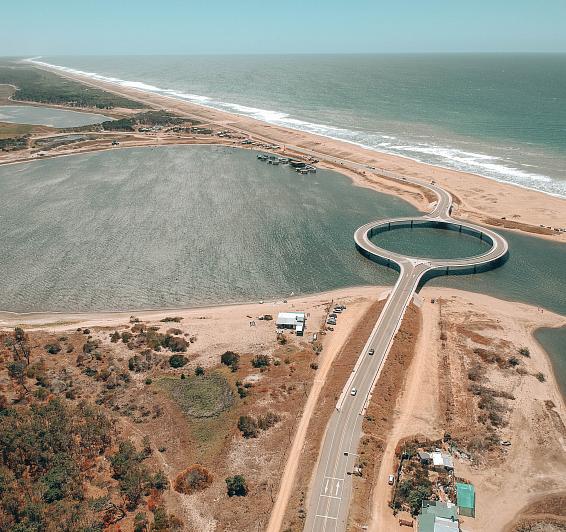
[431,451,454,471]
[276,312,306,335]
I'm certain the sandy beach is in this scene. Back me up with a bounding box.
[23,62,566,243]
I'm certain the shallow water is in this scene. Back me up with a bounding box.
[0,104,110,127]
[534,327,566,398]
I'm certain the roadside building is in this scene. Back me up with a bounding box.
[417,501,459,531]
[276,312,306,336]
[456,482,476,518]
[418,451,432,465]
[417,500,459,532]
[431,451,454,471]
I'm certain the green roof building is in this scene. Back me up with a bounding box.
[456,482,476,518]
[417,500,459,532]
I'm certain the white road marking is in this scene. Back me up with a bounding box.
[316,515,338,520]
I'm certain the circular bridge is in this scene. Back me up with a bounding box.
[305,170,509,532]
[355,215,509,287]
[354,175,508,288]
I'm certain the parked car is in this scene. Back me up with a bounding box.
[388,474,395,485]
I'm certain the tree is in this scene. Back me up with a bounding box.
[221,351,240,371]
[174,465,212,494]
[237,415,258,438]
[195,366,205,376]
[169,354,188,368]
[251,355,270,368]
[12,327,31,365]
[226,475,248,497]
[42,454,80,503]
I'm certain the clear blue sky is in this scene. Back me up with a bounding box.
[2,0,566,56]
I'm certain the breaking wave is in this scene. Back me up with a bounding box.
[26,58,566,198]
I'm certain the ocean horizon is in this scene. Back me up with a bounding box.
[28,53,566,198]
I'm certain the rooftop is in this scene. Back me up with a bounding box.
[418,501,459,532]
[276,312,306,327]
[456,482,475,510]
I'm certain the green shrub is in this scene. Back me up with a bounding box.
[169,355,188,368]
[251,355,270,368]
[160,316,183,323]
[44,343,62,355]
[221,351,240,371]
[226,475,248,497]
[238,415,258,438]
[257,411,280,431]
[519,347,530,357]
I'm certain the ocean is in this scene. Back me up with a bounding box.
[31,54,566,198]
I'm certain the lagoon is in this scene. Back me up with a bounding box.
[0,104,111,127]
[0,145,565,317]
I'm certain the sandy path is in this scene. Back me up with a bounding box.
[266,292,378,532]
[366,287,566,532]
[27,62,566,241]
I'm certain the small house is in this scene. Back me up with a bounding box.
[417,500,459,532]
[431,451,454,471]
[276,312,306,336]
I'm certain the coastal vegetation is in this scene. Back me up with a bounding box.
[98,110,191,131]
[0,327,175,531]
[158,372,235,418]
[0,63,145,109]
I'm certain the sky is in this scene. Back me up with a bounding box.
[2,0,566,56]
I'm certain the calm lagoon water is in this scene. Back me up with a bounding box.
[0,145,565,317]
[371,226,491,260]
[1,145,565,391]
[535,328,566,398]
[0,105,110,127]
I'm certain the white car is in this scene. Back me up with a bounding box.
[388,474,395,485]
[350,388,357,396]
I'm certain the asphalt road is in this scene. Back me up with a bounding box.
[304,169,508,532]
